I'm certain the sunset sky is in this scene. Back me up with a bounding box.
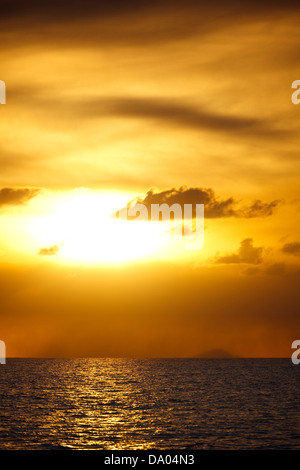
[0,0,300,357]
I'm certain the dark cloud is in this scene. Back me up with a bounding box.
[116,187,280,220]
[0,187,40,207]
[0,0,147,20]
[8,91,285,138]
[38,245,60,256]
[0,0,299,48]
[282,241,300,256]
[215,238,264,265]
[239,199,281,218]
[87,97,282,138]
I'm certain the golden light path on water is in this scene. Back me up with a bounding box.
[0,358,298,450]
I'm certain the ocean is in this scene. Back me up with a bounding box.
[0,358,299,450]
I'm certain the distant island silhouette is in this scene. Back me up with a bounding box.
[196,349,239,359]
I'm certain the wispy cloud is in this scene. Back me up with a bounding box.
[7,91,286,139]
[84,97,284,137]
[238,200,281,218]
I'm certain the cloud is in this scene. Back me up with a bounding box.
[281,241,300,256]
[238,199,281,218]
[0,187,40,207]
[10,92,285,139]
[215,238,264,265]
[116,187,280,220]
[84,97,283,138]
[240,266,262,276]
[241,261,300,276]
[38,245,61,256]
[242,263,287,276]
[1,1,299,49]
[263,262,287,276]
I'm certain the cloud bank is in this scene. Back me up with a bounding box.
[117,187,280,219]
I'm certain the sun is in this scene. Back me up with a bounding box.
[29,190,168,264]
[1,189,203,265]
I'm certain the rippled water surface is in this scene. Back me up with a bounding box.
[0,358,299,449]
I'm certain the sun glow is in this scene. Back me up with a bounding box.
[0,190,204,265]
[29,191,169,264]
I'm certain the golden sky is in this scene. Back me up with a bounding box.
[1,0,300,357]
